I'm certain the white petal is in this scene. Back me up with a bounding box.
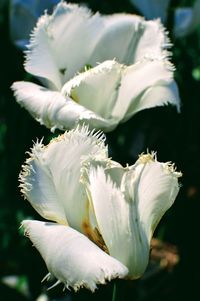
[89,14,144,66]
[123,81,180,123]
[86,166,149,279]
[62,60,122,121]
[90,14,170,65]
[19,126,108,231]
[130,153,181,239]
[25,2,102,89]
[133,18,171,62]
[112,59,180,121]
[12,81,109,132]
[19,140,67,225]
[22,220,128,291]
[85,156,181,279]
[130,0,170,23]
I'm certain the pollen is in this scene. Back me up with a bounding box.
[138,152,156,164]
[70,89,79,103]
[82,220,109,253]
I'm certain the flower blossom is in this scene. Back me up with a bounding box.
[12,1,180,132]
[20,126,181,291]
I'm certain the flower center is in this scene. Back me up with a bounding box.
[82,219,109,253]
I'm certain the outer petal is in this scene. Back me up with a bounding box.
[132,18,171,62]
[11,81,113,132]
[19,125,109,232]
[129,153,182,239]
[130,0,170,23]
[89,14,144,66]
[85,155,181,279]
[19,140,67,225]
[112,59,180,122]
[22,220,128,291]
[85,166,149,279]
[90,14,171,65]
[123,81,180,123]
[25,2,102,89]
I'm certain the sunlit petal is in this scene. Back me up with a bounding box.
[85,166,149,279]
[89,14,143,65]
[112,59,180,121]
[19,126,108,231]
[22,220,128,291]
[129,153,181,239]
[19,140,67,225]
[84,154,181,279]
[90,14,170,65]
[25,2,102,89]
[12,81,111,132]
[62,60,122,120]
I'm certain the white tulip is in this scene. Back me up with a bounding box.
[20,126,181,291]
[12,1,180,132]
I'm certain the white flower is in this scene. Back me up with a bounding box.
[20,126,181,291]
[130,0,170,24]
[12,1,180,132]
[10,0,59,49]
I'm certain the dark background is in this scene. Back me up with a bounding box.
[1,0,200,300]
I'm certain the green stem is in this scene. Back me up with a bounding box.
[112,282,117,301]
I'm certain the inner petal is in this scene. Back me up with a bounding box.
[61,60,123,120]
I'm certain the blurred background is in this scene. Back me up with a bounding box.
[1,0,200,300]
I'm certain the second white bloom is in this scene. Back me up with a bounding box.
[20,126,181,291]
[12,1,180,132]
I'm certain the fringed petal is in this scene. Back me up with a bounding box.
[19,125,109,231]
[62,60,122,120]
[25,2,102,89]
[11,81,111,132]
[112,58,180,121]
[129,152,182,239]
[85,166,149,279]
[22,220,128,291]
[84,154,181,279]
